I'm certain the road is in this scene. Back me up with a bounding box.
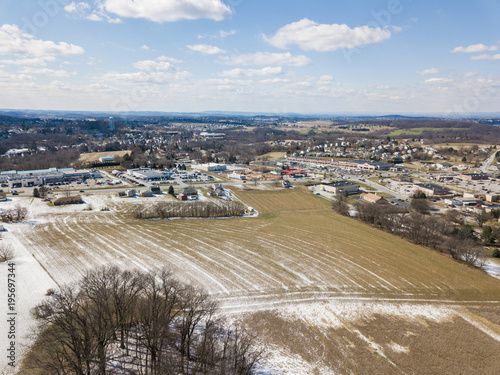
[480,150,498,173]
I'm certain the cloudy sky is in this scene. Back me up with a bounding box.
[0,0,499,114]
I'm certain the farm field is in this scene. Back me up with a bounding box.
[78,150,131,163]
[2,188,500,374]
[388,127,469,136]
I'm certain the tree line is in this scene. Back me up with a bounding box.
[333,194,486,267]
[132,201,246,220]
[23,266,263,375]
[1,204,28,222]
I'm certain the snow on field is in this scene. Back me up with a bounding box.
[255,346,338,375]
[2,193,500,374]
[247,301,459,375]
[275,301,455,329]
[0,222,58,374]
[484,259,500,280]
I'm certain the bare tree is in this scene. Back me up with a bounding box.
[26,267,265,375]
[332,192,350,216]
[137,268,184,375]
[0,243,13,262]
[444,209,464,225]
[474,209,492,228]
[80,268,119,375]
[410,197,430,215]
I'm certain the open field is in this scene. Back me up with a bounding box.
[388,127,469,136]
[2,188,500,374]
[78,150,131,163]
[256,152,287,162]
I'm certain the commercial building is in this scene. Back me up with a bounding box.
[316,180,360,195]
[127,168,171,182]
[0,168,101,188]
[412,183,450,196]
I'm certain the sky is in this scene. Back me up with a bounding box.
[0,0,499,114]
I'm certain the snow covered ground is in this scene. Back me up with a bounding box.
[0,222,58,374]
[1,195,500,374]
[484,259,500,280]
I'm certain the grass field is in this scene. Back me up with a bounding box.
[78,150,131,163]
[388,127,469,136]
[255,152,287,162]
[10,188,500,374]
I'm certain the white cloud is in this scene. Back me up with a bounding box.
[221,52,312,67]
[103,0,232,22]
[423,78,454,84]
[157,55,182,63]
[133,59,173,71]
[65,2,121,23]
[219,66,284,78]
[219,29,236,38]
[19,67,71,77]
[101,70,191,84]
[0,56,56,66]
[187,44,226,55]
[0,24,84,57]
[451,43,499,53]
[416,68,440,75]
[318,75,334,85]
[264,18,391,52]
[86,13,104,21]
[64,2,91,13]
[140,45,150,50]
[470,53,500,61]
[260,78,291,84]
[464,71,478,78]
[0,69,34,83]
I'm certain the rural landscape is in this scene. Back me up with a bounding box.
[2,0,500,374]
[1,112,500,374]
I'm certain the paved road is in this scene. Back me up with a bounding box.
[480,150,498,173]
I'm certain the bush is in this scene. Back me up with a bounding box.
[492,248,500,258]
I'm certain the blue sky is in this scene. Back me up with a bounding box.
[0,0,499,114]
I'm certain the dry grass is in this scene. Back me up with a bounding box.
[255,152,286,162]
[20,188,500,302]
[16,188,500,373]
[78,150,131,163]
[243,306,500,375]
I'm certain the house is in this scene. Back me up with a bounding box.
[182,187,198,196]
[150,186,162,194]
[51,196,83,206]
[140,189,154,197]
[125,189,136,197]
[361,192,387,204]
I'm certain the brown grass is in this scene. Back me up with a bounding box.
[17,188,500,373]
[78,150,131,163]
[243,307,500,375]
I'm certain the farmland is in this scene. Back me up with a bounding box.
[3,188,500,374]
